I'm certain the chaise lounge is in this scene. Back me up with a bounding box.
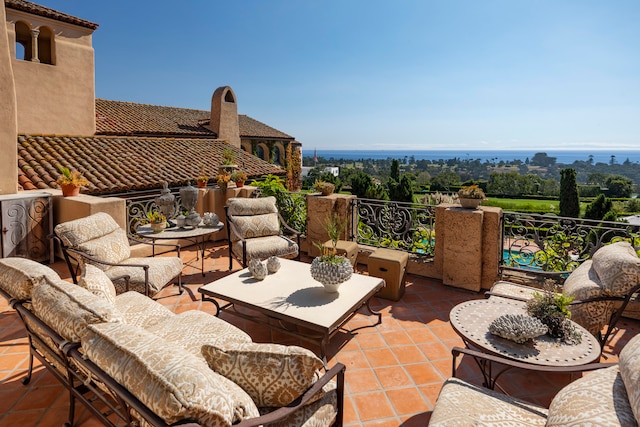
[0,257,345,427]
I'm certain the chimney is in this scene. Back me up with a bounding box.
[210,86,240,147]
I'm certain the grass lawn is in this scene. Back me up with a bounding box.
[483,198,560,214]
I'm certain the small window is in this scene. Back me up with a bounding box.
[38,26,54,65]
[256,145,265,160]
[15,21,32,61]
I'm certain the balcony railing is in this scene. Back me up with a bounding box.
[502,212,640,273]
[353,198,437,256]
[125,190,184,238]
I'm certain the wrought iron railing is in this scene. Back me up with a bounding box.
[502,212,640,273]
[353,198,437,256]
[275,191,307,234]
[125,190,184,238]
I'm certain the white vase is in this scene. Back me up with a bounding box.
[310,256,353,292]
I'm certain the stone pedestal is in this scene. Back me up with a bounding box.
[368,248,409,301]
[306,194,355,257]
[442,207,483,291]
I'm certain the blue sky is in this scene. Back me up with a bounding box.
[39,1,640,151]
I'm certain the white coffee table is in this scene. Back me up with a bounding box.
[199,258,384,361]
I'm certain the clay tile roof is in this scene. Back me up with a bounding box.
[5,0,99,30]
[96,99,294,140]
[18,135,284,196]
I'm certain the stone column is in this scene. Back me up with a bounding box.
[306,193,355,257]
[30,29,40,63]
[442,206,484,291]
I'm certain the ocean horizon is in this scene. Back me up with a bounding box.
[310,150,640,165]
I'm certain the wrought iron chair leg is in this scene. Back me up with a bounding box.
[22,350,33,385]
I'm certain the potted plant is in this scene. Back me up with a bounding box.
[457,185,485,209]
[216,173,231,191]
[313,180,335,196]
[218,148,237,174]
[196,174,209,188]
[56,166,89,197]
[310,214,353,292]
[231,170,248,187]
[146,211,167,233]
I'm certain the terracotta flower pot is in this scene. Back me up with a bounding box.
[61,184,80,197]
[459,198,482,209]
[197,181,207,188]
[235,181,245,188]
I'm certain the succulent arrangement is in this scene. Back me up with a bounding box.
[146,211,166,224]
[489,313,548,343]
[313,180,335,196]
[458,184,485,199]
[56,166,89,187]
[526,280,582,345]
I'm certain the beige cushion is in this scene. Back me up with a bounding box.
[429,377,548,426]
[547,365,636,426]
[619,333,640,421]
[107,256,182,295]
[0,257,60,301]
[563,260,613,336]
[259,381,338,426]
[82,322,260,426]
[227,196,278,216]
[232,236,299,263]
[113,291,175,329]
[32,277,123,342]
[146,310,251,359]
[592,241,640,295]
[79,264,117,304]
[54,212,120,247]
[202,342,324,407]
[77,228,131,269]
[230,213,280,241]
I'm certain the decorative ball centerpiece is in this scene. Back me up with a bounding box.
[310,213,353,292]
[488,313,548,343]
[266,256,281,274]
[202,212,219,226]
[248,259,268,280]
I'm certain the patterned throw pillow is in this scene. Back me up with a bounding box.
[619,333,640,421]
[230,213,280,241]
[32,277,123,342]
[227,196,278,216]
[79,264,117,304]
[547,365,636,426]
[202,342,324,407]
[82,323,259,425]
[592,241,640,296]
[76,228,131,270]
[0,257,60,301]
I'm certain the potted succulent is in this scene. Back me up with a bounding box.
[196,174,209,188]
[310,214,353,292]
[218,148,237,174]
[216,173,231,191]
[56,166,89,197]
[457,185,486,209]
[146,211,167,233]
[231,170,248,187]
[313,180,335,196]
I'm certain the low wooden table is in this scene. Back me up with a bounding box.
[199,258,384,361]
[450,298,601,388]
[136,222,223,276]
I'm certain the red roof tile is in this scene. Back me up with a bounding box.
[95,99,294,140]
[18,135,284,195]
[5,0,99,30]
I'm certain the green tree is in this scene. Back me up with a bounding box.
[390,159,400,182]
[584,194,613,220]
[388,175,414,202]
[559,168,580,218]
[350,171,372,199]
[531,152,557,167]
[430,171,460,192]
[605,175,633,198]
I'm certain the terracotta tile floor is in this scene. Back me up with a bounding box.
[1,242,639,426]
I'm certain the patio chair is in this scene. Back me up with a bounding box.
[487,241,640,347]
[429,333,640,426]
[225,196,301,270]
[52,212,183,297]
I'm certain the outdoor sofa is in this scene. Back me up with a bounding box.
[0,257,345,427]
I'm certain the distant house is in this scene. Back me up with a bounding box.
[1,0,302,196]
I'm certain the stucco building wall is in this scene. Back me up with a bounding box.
[0,5,18,195]
[6,9,96,136]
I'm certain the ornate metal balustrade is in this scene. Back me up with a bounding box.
[353,198,437,256]
[502,212,640,273]
[125,190,184,238]
[275,192,307,234]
